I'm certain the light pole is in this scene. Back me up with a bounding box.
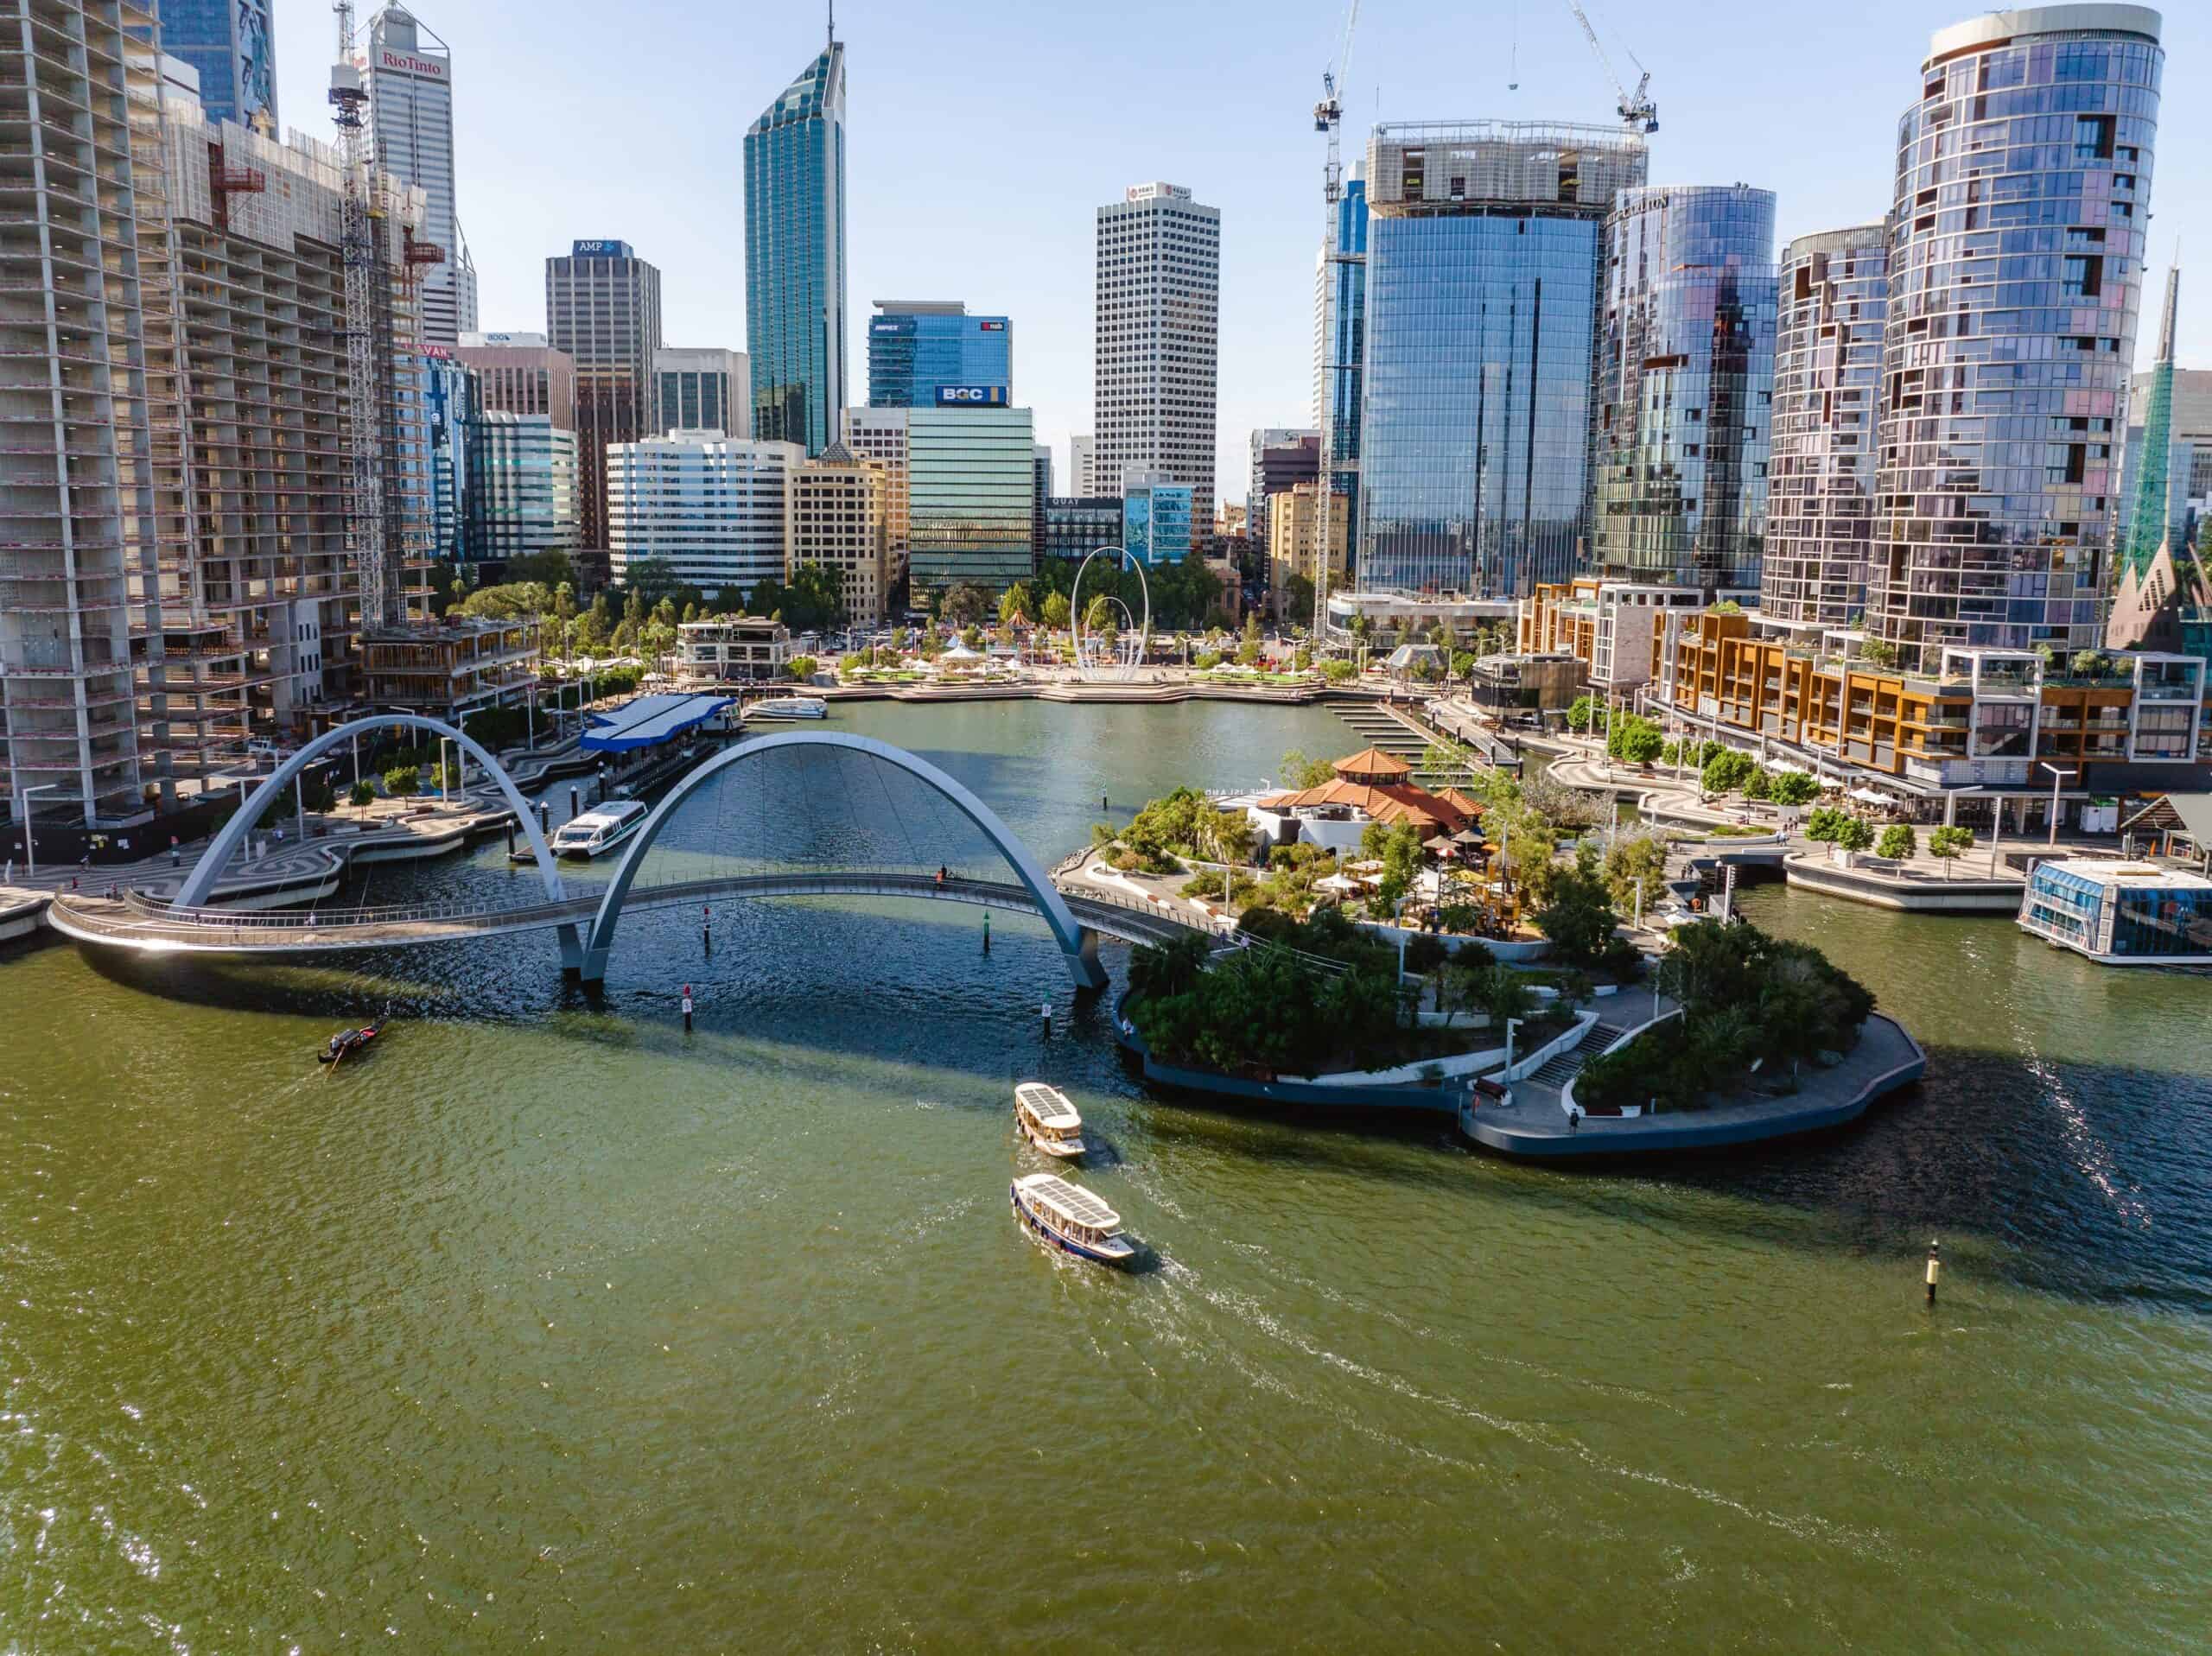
[2039,763,2075,849]
[16,782,60,878]
[1503,1016,1524,1078]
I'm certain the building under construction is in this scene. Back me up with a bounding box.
[2,0,490,840]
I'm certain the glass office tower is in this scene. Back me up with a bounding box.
[1357,122,1647,598]
[745,38,847,455]
[1592,184,1778,594]
[868,302,1011,408]
[1123,475,1193,568]
[1763,224,1890,627]
[1870,5,2164,674]
[1314,169,1367,565]
[156,0,276,130]
[906,406,1036,598]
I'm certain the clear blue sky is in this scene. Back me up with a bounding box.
[275,1,2209,504]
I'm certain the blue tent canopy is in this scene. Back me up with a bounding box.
[580,693,735,754]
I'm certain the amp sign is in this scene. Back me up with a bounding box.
[935,385,1007,406]
[571,239,632,259]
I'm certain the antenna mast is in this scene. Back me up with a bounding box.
[330,0,394,631]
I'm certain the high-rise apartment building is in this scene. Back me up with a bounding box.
[1245,428,1316,553]
[458,332,575,428]
[1069,434,1096,497]
[1095,181,1219,530]
[467,414,580,568]
[787,441,890,624]
[906,405,1035,598]
[545,240,663,562]
[745,36,846,454]
[1357,122,1647,598]
[360,5,474,347]
[842,407,911,584]
[604,434,801,600]
[1314,163,1368,565]
[1762,224,1890,627]
[1868,5,2164,674]
[1269,481,1351,617]
[1592,184,1777,594]
[155,0,274,130]
[868,301,1011,408]
[652,346,748,440]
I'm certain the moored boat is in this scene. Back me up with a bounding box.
[1014,1082,1087,1159]
[549,798,649,860]
[1010,1173,1135,1266]
[748,695,828,720]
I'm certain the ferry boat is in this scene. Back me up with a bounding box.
[1014,1082,1087,1160]
[748,695,828,720]
[549,798,649,860]
[1010,1172,1136,1267]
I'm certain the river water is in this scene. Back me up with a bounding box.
[3,699,2209,1651]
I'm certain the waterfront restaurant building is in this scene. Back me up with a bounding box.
[2018,860,2212,965]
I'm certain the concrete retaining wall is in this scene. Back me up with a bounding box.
[1782,853,2021,912]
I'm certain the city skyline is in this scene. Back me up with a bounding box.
[268,0,2204,505]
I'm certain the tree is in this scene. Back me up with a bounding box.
[747,575,788,619]
[1281,569,1315,622]
[1769,771,1820,808]
[382,765,421,796]
[1040,590,1071,630]
[1700,747,1758,796]
[1928,825,1974,863]
[1565,695,1597,733]
[787,655,818,680]
[1449,650,1478,683]
[1278,747,1338,789]
[1402,932,1449,978]
[782,561,847,632]
[1877,823,1918,862]
[998,581,1034,625]
[1604,832,1670,913]
[1833,815,1876,855]
[1802,806,1851,843]
[1858,636,1898,668]
[942,583,992,628]
[504,550,578,591]
[1617,719,1664,767]
[348,778,376,812]
[1532,847,1624,970]
[2070,649,2110,679]
[1371,821,1427,911]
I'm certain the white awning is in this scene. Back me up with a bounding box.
[1767,759,1811,775]
[1850,787,1892,806]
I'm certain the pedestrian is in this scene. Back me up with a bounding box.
[169,834,181,868]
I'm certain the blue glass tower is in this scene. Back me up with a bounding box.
[1357,122,1648,598]
[1123,477,1193,568]
[744,36,847,455]
[158,0,277,130]
[868,303,1011,408]
[1318,172,1367,566]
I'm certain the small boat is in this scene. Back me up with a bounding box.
[550,798,649,860]
[317,1022,381,1067]
[1014,1082,1087,1160]
[748,695,828,720]
[1011,1173,1136,1267]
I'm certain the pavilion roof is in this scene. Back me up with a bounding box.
[1332,746,1412,781]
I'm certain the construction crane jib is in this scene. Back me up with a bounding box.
[1310,0,1361,651]
[1563,0,1657,134]
[329,0,395,631]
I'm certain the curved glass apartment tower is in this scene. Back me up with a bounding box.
[745,38,848,456]
[1763,224,1891,627]
[1592,184,1777,595]
[1870,4,2164,674]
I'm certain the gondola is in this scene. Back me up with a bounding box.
[316,1022,383,1069]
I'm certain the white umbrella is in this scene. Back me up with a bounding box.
[1767,759,1811,775]
[1849,787,1891,807]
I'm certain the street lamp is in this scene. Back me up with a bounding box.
[1503,1016,1524,1078]
[14,782,60,878]
[2038,763,2076,849]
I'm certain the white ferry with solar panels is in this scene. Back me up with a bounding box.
[549,798,649,860]
[1010,1173,1136,1267]
[1014,1082,1088,1160]
[748,695,828,720]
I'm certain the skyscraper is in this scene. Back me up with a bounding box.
[156,0,276,130]
[2106,268,2203,653]
[1069,434,1096,496]
[1762,224,1890,628]
[545,240,663,562]
[652,347,749,440]
[458,333,576,428]
[1314,162,1367,568]
[1592,184,1778,594]
[1868,5,2164,674]
[906,405,1036,598]
[360,5,474,347]
[745,33,847,454]
[1357,122,1647,597]
[868,301,1010,408]
[1095,181,1220,530]
[605,435,802,600]
[1246,427,1317,553]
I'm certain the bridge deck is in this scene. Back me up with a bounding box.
[47,871,1204,955]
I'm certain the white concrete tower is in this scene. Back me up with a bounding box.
[361,5,475,346]
[1094,182,1220,530]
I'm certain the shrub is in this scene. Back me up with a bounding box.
[1743,768,1773,801]
[1877,823,1917,861]
[787,656,818,679]
[1320,659,1357,683]
[1403,933,1450,978]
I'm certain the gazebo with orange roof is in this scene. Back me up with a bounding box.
[1331,747,1412,784]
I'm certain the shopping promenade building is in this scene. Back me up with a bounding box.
[1592,184,1777,596]
[1357,121,1647,599]
[745,35,847,454]
[1866,3,2164,675]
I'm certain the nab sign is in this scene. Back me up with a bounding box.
[935,385,1007,407]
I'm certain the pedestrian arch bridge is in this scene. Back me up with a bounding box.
[48,726,1200,987]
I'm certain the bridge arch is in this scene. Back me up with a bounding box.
[576,730,1109,990]
[175,713,569,914]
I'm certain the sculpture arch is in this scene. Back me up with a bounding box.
[576,730,1108,989]
[175,714,569,919]
[1069,543,1153,683]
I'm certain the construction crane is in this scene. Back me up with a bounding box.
[1310,0,1360,652]
[328,0,394,631]
[1562,0,1657,134]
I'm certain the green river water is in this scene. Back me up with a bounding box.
[3,699,2209,1652]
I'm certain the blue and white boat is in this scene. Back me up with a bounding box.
[549,798,648,860]
[748,695,828,720]
[1011,1173,1135,1267]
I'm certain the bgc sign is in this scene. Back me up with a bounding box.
[935,385,1007,406]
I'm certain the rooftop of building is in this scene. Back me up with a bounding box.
[2034,858,2212,892]
[1926,4,2162,65]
